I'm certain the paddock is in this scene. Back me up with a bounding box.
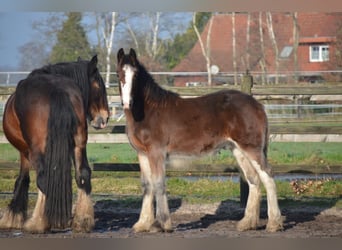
[0,77,341,237]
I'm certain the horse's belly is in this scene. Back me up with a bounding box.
[168,135,229,156]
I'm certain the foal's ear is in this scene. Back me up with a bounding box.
[117,48,125,62]
[129,48,137,62]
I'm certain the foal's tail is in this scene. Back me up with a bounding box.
[39,88,78,229]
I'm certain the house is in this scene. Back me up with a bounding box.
[172,12,342,86]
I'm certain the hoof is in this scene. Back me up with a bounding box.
[0,210,24,229]
[266,218,284,232]
[150,220,174,233]
[72,215,94,233]
[133,221,152,233]
[23,217,49,233]
[236,217,258,231]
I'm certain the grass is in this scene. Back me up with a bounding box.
[0,169,341,205]
[0,142,341,208]
[1,142,342,166]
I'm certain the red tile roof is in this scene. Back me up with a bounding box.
[172,12,341,85]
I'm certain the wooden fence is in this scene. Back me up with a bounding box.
[1,79,342,205]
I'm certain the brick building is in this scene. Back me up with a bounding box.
[172,12,342,86]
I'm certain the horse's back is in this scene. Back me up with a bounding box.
[13,74,80,149]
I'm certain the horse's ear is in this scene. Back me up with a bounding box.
[129,48,137,63]
[117,48,125,63]
[77,56,82,62]
[90,55,98,65]
[88,55,98,75]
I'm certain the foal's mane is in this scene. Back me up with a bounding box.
[29,60,92,108]
[136,62,179,107]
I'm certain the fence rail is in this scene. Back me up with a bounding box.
[1,70,342,86]
[1,77,342,206]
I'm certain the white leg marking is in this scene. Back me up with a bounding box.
[0,209,24,229]
[153,164,172,232]
[133,153,155,232]
[72,188,95,233]
[232,148,261,231]
[250,159,283,232]
[23,189,49,233]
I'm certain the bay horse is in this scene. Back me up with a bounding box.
[0,55,109,233]
[116,48,283,233]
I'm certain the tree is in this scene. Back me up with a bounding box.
[336,17,342,69]
[258,12,268,85]
[266,12,280,84]
[232,12,237,85]
[193,12,214,86]
[95,12,118,88]
[163,12,211,69]
[18,41,49,71]
[292,12,300,83]
[18,13,65,70]
[50,12,93,63]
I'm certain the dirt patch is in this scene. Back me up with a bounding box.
[0,196,341,238]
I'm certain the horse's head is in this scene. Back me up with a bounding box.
[116,48,138,110]
[117,48,145,122]
[87,55,110,129]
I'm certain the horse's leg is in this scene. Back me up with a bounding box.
[133,152,155,232]
[150,152,172,233]
[248,152,283,232]
[232,147,261,231]
[0,153,30,229]
[72,128,94,233]
[23,189,49,233]
[23,152,50,233]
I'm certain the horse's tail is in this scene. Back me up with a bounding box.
[38,87,78,229]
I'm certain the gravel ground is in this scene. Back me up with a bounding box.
[0,196,341,238]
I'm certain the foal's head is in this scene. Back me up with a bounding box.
[116,48,139,110]
[116,48,146,122]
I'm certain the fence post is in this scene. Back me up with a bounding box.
[239,70,253,207]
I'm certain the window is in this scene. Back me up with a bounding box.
[280,46,293,58]
[310,45,329,62]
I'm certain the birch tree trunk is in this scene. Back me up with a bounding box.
[292,12,299,83]
[125,21,140,54]
[151,12,160,60]
[145,12,161,60]
[232,12,238,85]
[246,13,251,71]
[266,12,279,84]
[259,12,267,85]
[97,12,117,88]
[193,12,214,86]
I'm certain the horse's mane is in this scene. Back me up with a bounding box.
[136,62,179,107]
[29,61,91,108]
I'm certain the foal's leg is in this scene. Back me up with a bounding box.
[232,148,262,231]
[133,153,155,232]
[0,153,30,229]
[72,131,94,233]
[249,154,283,232]
[150,152,172,232]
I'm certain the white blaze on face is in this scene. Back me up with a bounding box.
[121,64,135,109]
